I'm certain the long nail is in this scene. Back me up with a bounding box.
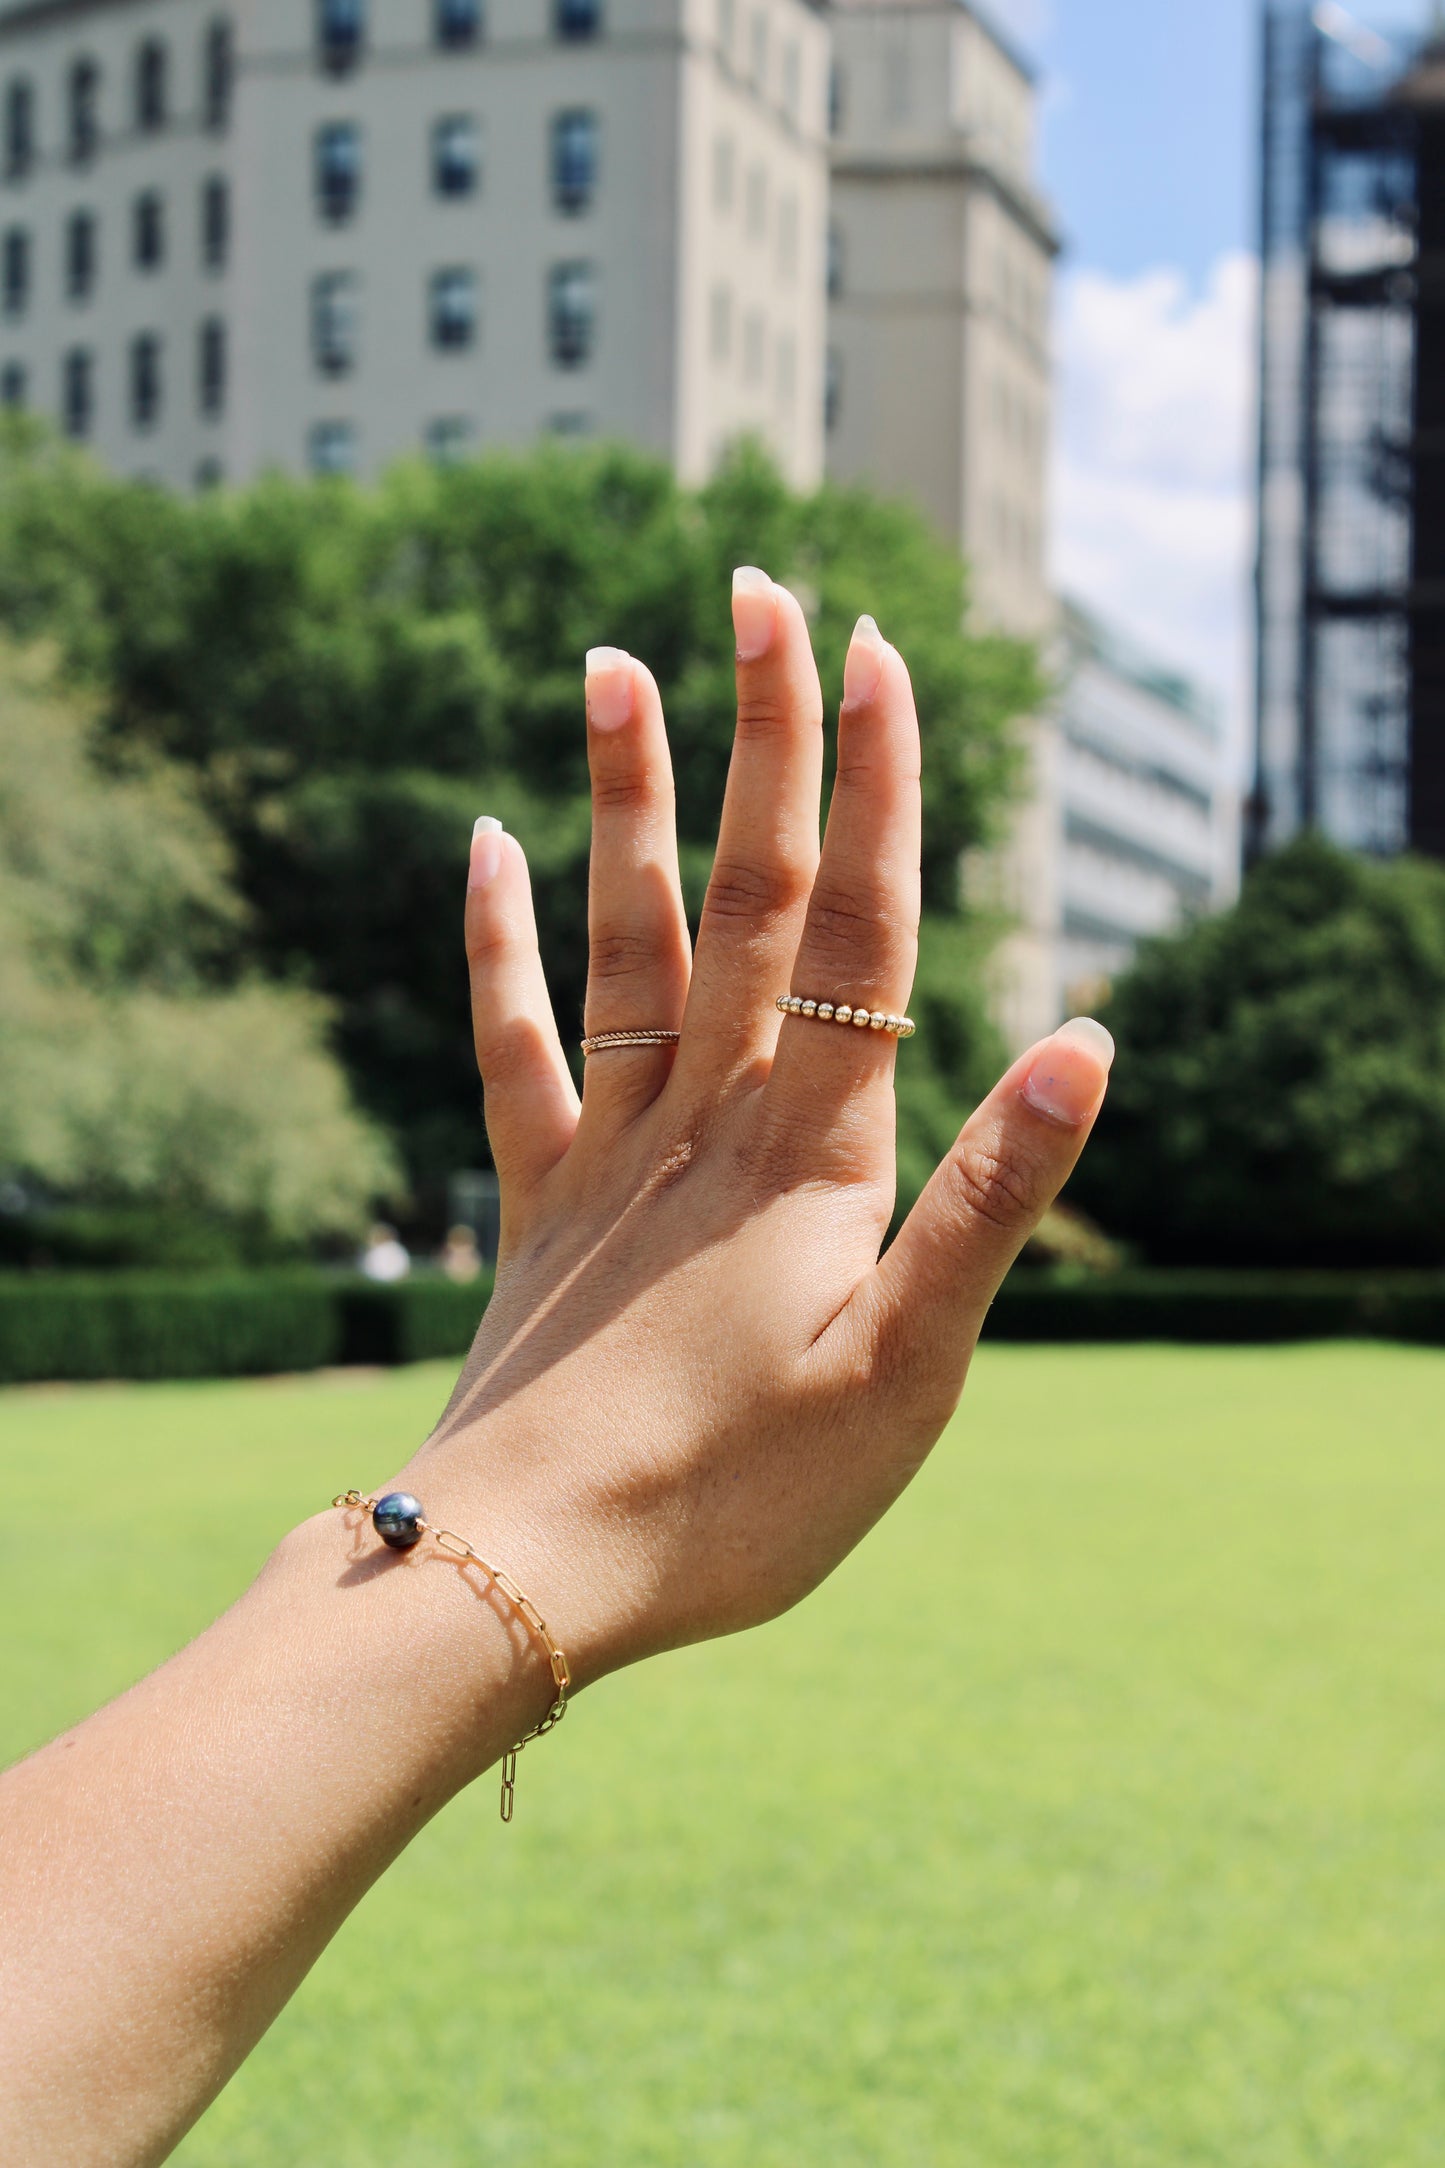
[1020,1017,1115,1127]
[732,565,777,662]
[469,815,505,890]
[843,614,886,708]
[586,646,634,732]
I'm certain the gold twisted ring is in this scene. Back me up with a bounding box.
[776,994,916,1038]
[580,1027,682,1055]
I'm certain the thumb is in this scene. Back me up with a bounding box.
[859,1017,1115,1405]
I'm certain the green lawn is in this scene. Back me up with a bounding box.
[4,1345,1443,2167]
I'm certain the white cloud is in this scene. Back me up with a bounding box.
[1050,251,1257,758]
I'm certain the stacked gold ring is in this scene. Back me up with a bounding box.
[580,1027,682,1055]
[776,994,915,1038]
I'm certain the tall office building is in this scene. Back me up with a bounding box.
[0,0,829,490]
[823,0,1055,638]
[1253,4,1445,861]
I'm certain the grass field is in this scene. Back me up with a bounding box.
[4,1344,1443,2167]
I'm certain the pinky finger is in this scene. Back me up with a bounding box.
[464,817,580,1202]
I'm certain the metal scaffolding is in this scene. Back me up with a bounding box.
[1250,3,1445,862]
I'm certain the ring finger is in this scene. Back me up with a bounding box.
[579,646,692,1124]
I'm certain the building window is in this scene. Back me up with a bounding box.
[717,0,735,60]
[62,348,93,438]
[432,114,479,198]
[309,419,356,474]
[425,414,475,463]
[548,260,595,366]
[749,11,767,90]
[133,190,165,270]
[713,134,734,213]
[824,345,841,432]
[2,226,29,317]
[129,332,161,429]
[135,39,168,132]
[198,316,225,417]
[316,121,362,222]
[776,330,795,411]
[65,209,97,301]
[318,0,365,74]
[777,192,798,277]
[430,266,478,349]
[709,282,731,364]
[551,109,597,214]
[828,60,844,137]
[204,19,233,131]
[1,360,25,408]
[69,58,101,166]
[744,163,766,242]
[548,409,591,436]
[3,78,35,182]
[781,39,800,120]
[826,220,843,299]
[742,307,765,385]
[312,271,359,374]
[555,0,600,42]
[202,176,229,270]
[195,457,224,489]
[436,0,481,47]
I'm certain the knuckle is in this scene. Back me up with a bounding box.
[702,855,812,930]
[591,769,662,816]
[588,926,661,985]
[944,1133,1042,1237]
[801,881,891,968]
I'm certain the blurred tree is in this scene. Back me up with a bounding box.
[0,421,1038,1220]
[0,638,398,1261]
[1072,835,1445,1265]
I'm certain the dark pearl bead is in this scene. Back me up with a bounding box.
[372,1491,425,1550]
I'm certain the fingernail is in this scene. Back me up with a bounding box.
[732,565,777,662]
[585,647,634,732]
[468,816,505,890]
[843,614,886,707]
[1020,1017,1115,1127]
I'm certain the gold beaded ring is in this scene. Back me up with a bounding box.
[580,1028,682,1055]
[775,994,916,1038]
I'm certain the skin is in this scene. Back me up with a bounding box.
[0,577,1113,2167]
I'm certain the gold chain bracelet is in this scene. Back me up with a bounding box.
[331,1489,570,1822]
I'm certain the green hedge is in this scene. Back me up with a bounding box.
[986,1271,1445,1344]
[1,1266,1441,1386]
[0,1270,493,1386]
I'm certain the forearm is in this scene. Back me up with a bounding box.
[0,1503,556,2168]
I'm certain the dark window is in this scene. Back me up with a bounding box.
[197,316,225,417]
[201,175,229,269]
[133,190,165,270]
[555,0,600,41]
[204,19,233,130]
[195,457,224,489]
[430,266,477,349]
[432,115,478,198]
[315,121,362,221]
[1,360,25,408]
[824,345,841,432]
[66,209,97,300]
[826,220,843,299]
[312,271,359,374]
[69,58,101,165]
[425,414,474,463]
[135,39,168,132]
[435,0,481,47]
[3,78,35,182]
[308,419,356,474]
[827,60,844,137]
[62,348,93,438]
[318,0,365,74]
[2,226,28,316]
[548,260,594,366]
[551,109,597,214]
[129,331,161,428]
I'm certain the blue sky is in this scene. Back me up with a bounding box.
[1019,1,1431,734]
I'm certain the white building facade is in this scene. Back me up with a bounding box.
[0,0,829,490]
